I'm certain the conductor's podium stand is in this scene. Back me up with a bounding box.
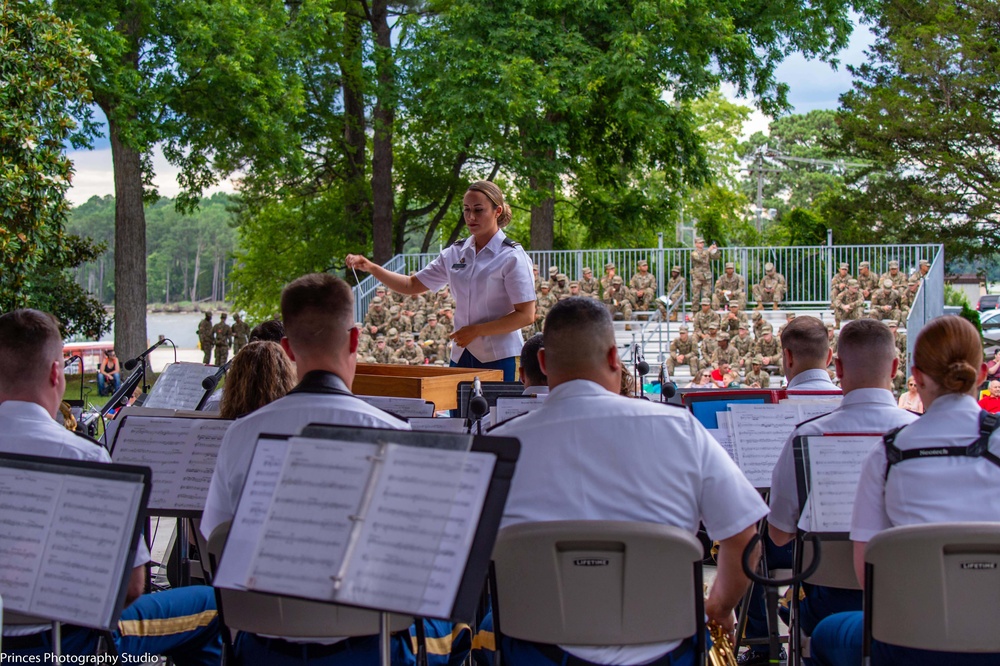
[353,364,503,411]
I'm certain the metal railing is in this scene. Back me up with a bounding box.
[905,250,945,370]
[353,243,945,324]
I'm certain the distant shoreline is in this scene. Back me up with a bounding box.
[101,301,234,315]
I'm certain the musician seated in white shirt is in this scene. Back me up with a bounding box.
[490,297,768,666]
[782,316,839,392]
[519,333,548,396]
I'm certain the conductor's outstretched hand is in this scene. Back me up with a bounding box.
[346,254,376,272]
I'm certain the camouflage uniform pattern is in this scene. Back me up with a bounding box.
[197,314,214,364]
[869,281,902,321]
[231,316,250,355]
[602,278,633,320]
[753,264,786,308]
[629,265,657,311]
[713,267,746,310]
[667,332,699,376]
[212,317,232,366]
[692,306,721,340]
[689,242,719,304]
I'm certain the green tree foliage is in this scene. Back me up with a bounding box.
[831,0,1000,258]
[0,0,109,338]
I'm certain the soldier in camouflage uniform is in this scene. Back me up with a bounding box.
[392,333,425,365]
[212,313,233,366]
[385,327,401,353]
[753,323,781,374]
[433,285,455,313]
[751,310,766,339]
[753,262,786,310]
[372,335,393,364]
[692,298,721,340]
[197,312,214,364]
[723,302,748,336]
[357,329,373,358]
[689,237,719,305]
[603,275,633,320]
[712,331,741,370]
[732,322,755,371]
[567,281,589,300]
[532,264,542,295]
[713,262,746,310]
[700,322,721,365]
[547,266,560,290]
[856,261,878,299]
[418,313,449,362]
[231,313,250,356]
[438,307,454,335]
[910,259,930,281]
[660,265,685,320]
[552,274,571,301]
[534,283,558,332]
[880,260,907,293]
[888,320,907,359]
[388,305,412,334]
[744,356,771,388]
[600,262,617,296]
[827,323,839,368]
[830,263,852,305]
[869,278,902,321]
[833,279,866,323]
[579,267,600,298]
[629,259,657,311]
[400,293,427,332]
[666,325,699,376]
[364,296,391,336]
[899,277,920,320]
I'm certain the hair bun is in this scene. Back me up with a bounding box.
[942,360,977,393]
[498,203,513,227]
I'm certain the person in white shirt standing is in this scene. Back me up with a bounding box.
[347,181,535,381]
[487,297,767,666]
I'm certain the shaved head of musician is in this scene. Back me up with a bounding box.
[280,272,358,383]
[0,309,66,418]
[490,297,768,664]
[780,315,837,390]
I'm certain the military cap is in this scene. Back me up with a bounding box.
[888,260,899,268]
[441,306,453,311]
[532,263,539,271]
[882,278,894,289]
[638,259,648,267]
[751,311,763,320]
[847,279,859,287]
[859,261,870,268]
[786,313,796,320]
[221,312,228,318]
[725,262,735,269]
[761,323,773,333]
[569,280,580,287]
[556,273,568,281]
[375,285,386,292]
[908,276,920,284]
[729,302,740,309]
[540,282,551,289]
[376,334,385,341]
[700,298,711,306]
[695,237,704,244]
[583,266,593,274]
[887,320,899,328]
[919,259,930,266]
[427,313,438,320]
[738,322,748,330]
[549,266,559,275]
[825,323,834,331]
[839,263,849,270]
[402,332,414,341]
[611,276,623,284]
[605,262,615,270]
[764,262,775,271]
[671,265,681,273]
[718,332,730,341]
[678,325,689,332]
[708,322,719,330]
[371,296,384,305]
[389,305,400,314]
[752,355,764,365]
[387,327,398,336]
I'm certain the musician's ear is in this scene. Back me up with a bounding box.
[280,337,296,362]
[538,348,547,376]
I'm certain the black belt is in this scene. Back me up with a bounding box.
[241,632,407,659]
[526,637,694,666]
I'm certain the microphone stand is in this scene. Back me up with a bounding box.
[196,358,233,411]
[466,376,488,435]
[122,338,176,396]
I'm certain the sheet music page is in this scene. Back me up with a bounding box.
[335,445,496,617]
[211,437,289,590]
[729,403,802,487]
[112,417,230,512]
[801,436,881,533]
[104,406,178,449]
[356,395,435,418]
[707,411,736,460]
[784,399,841,421]
[494,396,544,425]
[243,437,377,600]
[0,468,62,611]
[144,362,219,410]
[408,417,469,433]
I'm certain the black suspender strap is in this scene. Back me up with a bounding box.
[884,411,1000,480]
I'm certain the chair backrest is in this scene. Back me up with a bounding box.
[803,538,860,590]
[866,522,1000,652]
[208,522,412,637]
[492,520,704,645]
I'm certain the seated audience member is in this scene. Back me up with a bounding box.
[97,348,122,396]
[986,350,1000,382]
[897,376,924,413]
[489,297,767,665]
[687,369,715,388]
[200,274,466,666]
[219,341,297,419]
[519,333,548,395]
[979,380,1000,414]
[781,316,838,391]
[0,309,222,664]
[810,316,1000,666]
[248,318,285,343]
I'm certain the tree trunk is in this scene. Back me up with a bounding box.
[340,6,370,250]
[211,253,220,302]
[107,115,148,360]
[191,241,202,301]
[369,0,394,264]
[529,178,556,250]
[165,262,170,304]
[182,257,189,299]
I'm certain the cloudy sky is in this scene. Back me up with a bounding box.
[65,20,876,207]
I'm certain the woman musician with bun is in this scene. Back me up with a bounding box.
[347,181,535,381]
[811,315,1000,666]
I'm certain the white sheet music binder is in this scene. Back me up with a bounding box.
[214,434,497,619]
[111,415,232,515]
[795,435,881,534]
[0,454,150,631]
[144,362,220,410]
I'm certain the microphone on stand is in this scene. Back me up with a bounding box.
[469,376,489,420]
[657,354,677,401]
[123,338,170,371]
[202,359,233,390]
[64,355,81,368]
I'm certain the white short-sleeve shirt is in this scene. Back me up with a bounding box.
[785,368,839,391]
[492,380,768,665]
[415,229,535,363]
[200,373,409,539]
[767,388,918,534]
[851,393,1000,543]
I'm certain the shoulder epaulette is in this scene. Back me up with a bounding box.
[452,238,467,247]
[72,428,103,448]
[502,237,520,248]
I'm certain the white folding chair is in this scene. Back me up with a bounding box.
[864,522,1000,657]
[490,520,706,662]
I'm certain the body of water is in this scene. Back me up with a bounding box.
[98,312,206,349]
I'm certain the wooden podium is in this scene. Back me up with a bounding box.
[352,364,504,411]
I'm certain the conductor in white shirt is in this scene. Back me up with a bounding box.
[489,297,768,666]
[347,181,536,381]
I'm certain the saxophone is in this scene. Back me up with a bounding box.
[708,622,738,666]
